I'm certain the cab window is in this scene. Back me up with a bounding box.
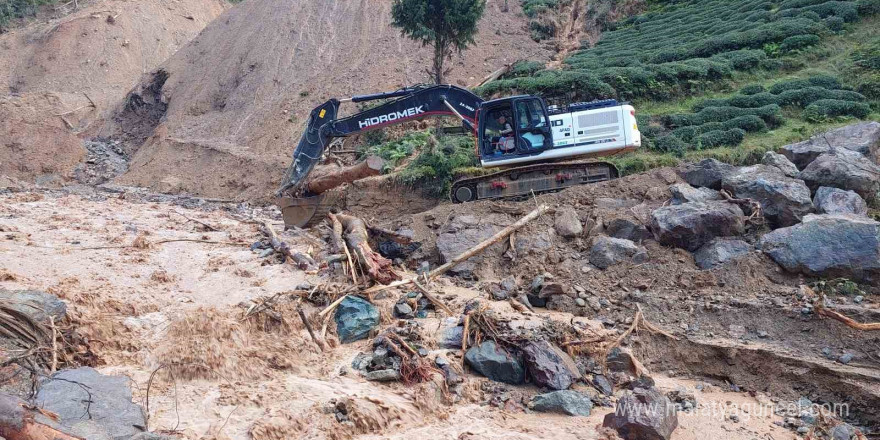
[515,99,548,130]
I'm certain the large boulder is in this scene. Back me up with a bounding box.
[798,148,880,205]
[530,390,593,416]
[722,165,813,228]
[649,201,745,251]
[603,387,679,440]
[522,340,581,390]
[679,158,735,189]
[35,367,147,440]
[693,238,752,270]
[464,340,525,384]
[554,206,583,238]
[335,296,379,343]
[605,218,653,242]
[760,214,880,283]
[814,187,868,216]
[436,214,507,276]
[762,151,799,177]
[0,289,67,324]
[589,236,648,269]
[669,183,721,205]
[781,121,880,169]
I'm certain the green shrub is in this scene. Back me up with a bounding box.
[856,74,880,99]
[775,87,865,106]
[726,92,779,108]
[712,49,767,70]
[397,134,479,196]
[671,126,699,142]
[522,0,558,17]
[803,99,872,120]
[858,0,880,15]
[769,75,843,94]
[696,128,746,149]
[722,115,769,132]
[361,132,429,167]
[0,0,59,30]
[506,60,544,78]
[654,135,688,155]
[740,84,766,95]
[824,15,846,31]
[780,34,821,52]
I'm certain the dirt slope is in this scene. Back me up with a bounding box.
[108,0,552,200]
[0,0,227,183]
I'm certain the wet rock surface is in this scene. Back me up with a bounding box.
[530,390,593,416]
[760,214,880,283]
[522,340,581,390]
[762,151,799,177]
[781,121,880,169]
[590,236,648,269]
[722,165,813,228]
[335,296,380,343]
[465,340,526,385]
[813,186,869,216]
[650,201,745,251]
[35,367,147,440]
[680,158,734,189]
[669,183,721,205]
[605,218,653,242]
[798,148,880,205]
[693,238,752,270]
[603,387,679,440]
[436,214,507,276]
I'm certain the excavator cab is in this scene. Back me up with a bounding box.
[477,96,553,162]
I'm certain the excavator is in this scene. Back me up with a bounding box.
[277,84,640,228]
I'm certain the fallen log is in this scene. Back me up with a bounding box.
[335,213,400,285]
[364,204,550,294]
[306,156,385,195]
[260,221,318,271]
[0,394,84,440]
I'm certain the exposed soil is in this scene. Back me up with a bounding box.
[104,0,553,201]
[0,0,227,183]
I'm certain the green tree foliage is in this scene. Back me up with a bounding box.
[391,0,486,84]
[1,0,57,31]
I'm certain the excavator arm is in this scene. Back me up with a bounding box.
[278,84,483,196]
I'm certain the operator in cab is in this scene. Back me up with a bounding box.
[496,115,515,154]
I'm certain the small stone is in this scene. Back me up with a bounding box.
[364,369,401,382]
[854,295,864,304]
[593,374,613,396]
[729,414,740,423]
[798,426,810,434]
[530,276,545,293]
[335,296,380,343]
[393,302,415,319]
[530,390,593,416]
[838,353,854,365]
[575,298,587,307]
[822,347,833,358]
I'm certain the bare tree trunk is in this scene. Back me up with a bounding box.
[433,39,445,84]
[335,213,400,285]
[306,156,385,195]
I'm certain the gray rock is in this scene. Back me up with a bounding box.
[838,353,854,365]
[605,218,653,242]
[693,238,752,270]
[762,151,800,177]
[607,348,637,375]
[781,121,880,169]
[335,296,379,343]
[680,158,735,189]
[814,187,869,216]
[722,165,813,228]
[590,236,648,269]
[465,340,525,384]
[575,298,587,307]
[603,387,679,440]
[0,289,67,324]
[500,276,517,293]
[364,369,401,382]
[35,367,146,440]
[650,201,745,251]
[522,340,581,390]
[529,275,545,293]
[593,374,614,396]
[555,206,583,238]
[129,434,175,440]
[669,183,721,205]
[760,214,880,283]
[799,148,880,205]
[436,214,506,275]
[530,390,593,416]
[830,423,858,440]
[393,302,414,319]
[438,318,464,349]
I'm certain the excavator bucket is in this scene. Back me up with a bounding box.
[276,191,343,229]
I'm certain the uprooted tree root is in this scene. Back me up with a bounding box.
[383,332,444,386]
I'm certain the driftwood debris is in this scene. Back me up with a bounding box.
[306,156,385,195]
[260,221,318,271]
[364,204,550,294]
[0,394,83,440]
[333,213,400,285]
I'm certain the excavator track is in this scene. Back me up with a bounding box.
[450,161,618,203]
